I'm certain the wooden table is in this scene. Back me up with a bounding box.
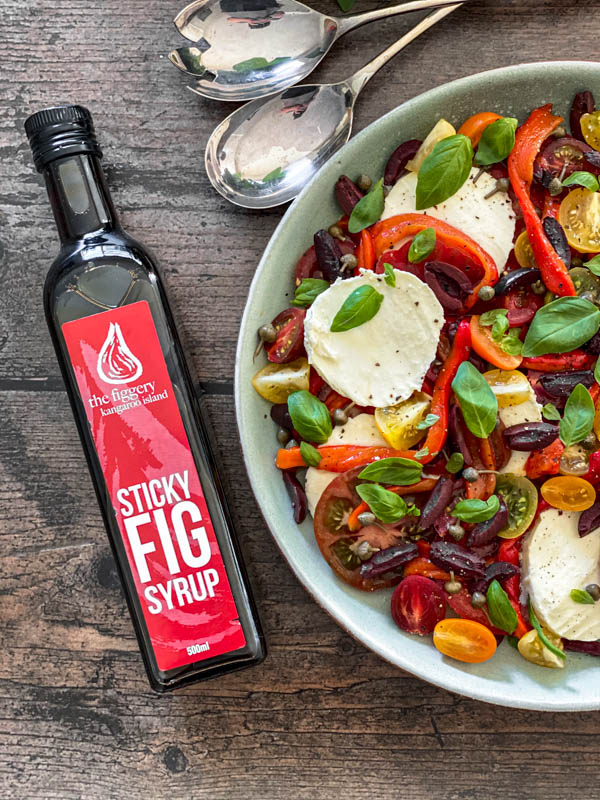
[3,0,600,796]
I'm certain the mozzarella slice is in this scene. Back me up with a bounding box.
[304,270,443,408]
[382,167,516,274]
[498,389,543,477]
[304,413,388,516]
[522,508,600,641]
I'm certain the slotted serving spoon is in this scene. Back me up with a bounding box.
[171,0,467,101]
[204,4,462,208]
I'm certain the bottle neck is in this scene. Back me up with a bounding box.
[43,152,119,243]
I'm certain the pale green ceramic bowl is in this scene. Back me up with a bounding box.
[235,62,600,711]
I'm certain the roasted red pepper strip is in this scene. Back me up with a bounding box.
[542,194,561,220]
[371,214,498,306]
[423,319,472,458]
[495,540,531,634]
[525,438,564,480]
[466,437,496,500]
[520,351,596,371]
[355,228,375,274]
[276,445,419,471]
[508,105,576,297]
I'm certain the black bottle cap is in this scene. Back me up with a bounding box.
[24,105,102,173]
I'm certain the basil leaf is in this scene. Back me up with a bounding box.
[570,588,595,605]
[414,447,430,459]
[356,483,419,523]
[542,402,561,421]
[287,390,332,444]
[500,329,523,356]
[595,357,600,386]
[522,296,600,357]
[451,361,498,438]
[292,278,329,308]
[330,285,384,333]
[300,441,322,467]
[451,494,500,522]
[528,600,566,660]
[415,134,474,210]
[559,383,595,447]
[480,308,508,326]
[408,227,436,263]
[492,315,510,342]
[383,263,396,287]
[487,579,518,634]
[348,178,384,234]
[416,413,440,430]
[446,452,464,474]
[474,117,518,166]
[562,171,599,192]
[586,254,600,276]
[358,457,423,485]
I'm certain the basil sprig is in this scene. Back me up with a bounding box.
[292,278,329,308]
[522,297,600,357]
[451,361,498,438]
[480,308,509,341]
[570,588,595,605]
[358,457,423,485]
[486,579,518,634]
[474,117,518,166]
[500,327,524,356]
[542,403,561,421]
[559,383,595,447]
[528,600,566,661]
[408,227,436,263]
[451,494,500,523]
[287,390,332,444]
[445,452,464,474]
[348,178,384,233]
[562,171,599,192]
[415,134,474,210]
[300,441,322,467]
[356,483,420,523]
[595,358,600,385]
[383,263,396,287]
[586,254,600,275]
[330,285,384,333]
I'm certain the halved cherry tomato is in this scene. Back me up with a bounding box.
[391,576,446,635]
[433,618,497,663]
[470,315,523,370]
[503,289,544,326]
[251,357,310,403]
[559,188,600,253]
[483,368,531,407]
[580,111,600,151]
[265,308,306,363]
[445,588,504,635]
[525,438,565,479]
[535,136,600,179]
[518,627,564,669]
[457,112,502,146]
[541,475,597,511]
[495,474,538,539]
[374,392,431,449]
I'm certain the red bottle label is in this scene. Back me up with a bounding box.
[62,301,246,671]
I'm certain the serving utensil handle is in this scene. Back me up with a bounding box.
[336,0,466,36]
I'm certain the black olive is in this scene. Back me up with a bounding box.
[503,421,559,451]
[314,229,343,281]
[493,267,541,296]
[423,261,472,313]
[542,217,571,267]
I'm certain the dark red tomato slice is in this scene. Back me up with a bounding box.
[265,308,306,363]
[391,575,446,635]
[503,289,544,326]
[313,467,406,591]
[375,239,484,287]
[535,136,600,179]
[375,242,424,279]
[294,239,356,285]
[445,588,504,635]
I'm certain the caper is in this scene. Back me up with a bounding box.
[552,126,567,138]
[333,408,348,426]
[585,583,600,601]
[531,280,546,295]
[328,223,345,241]
[471,591,487,609]
[357,511,377,527]
[462,467,479,483]
[258,322,277,343]
[477,285,495,302]
[354,539,379,560]
[276,427,290,445]
[340,253,358,272]
[548,177,564,196]
[484,178,510,199]
[448,522,465,541]
[285,438,298,449]
[357,174,372,192]
[444,571,462,595]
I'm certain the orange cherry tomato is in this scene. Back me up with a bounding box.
[540,476,597,511]
[458,112,503,146]
[433,618,498,664]
[470,315,523,370]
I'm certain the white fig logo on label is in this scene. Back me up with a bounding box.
[97,322,143,384]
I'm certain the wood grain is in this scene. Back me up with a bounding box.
[3,0,600,797]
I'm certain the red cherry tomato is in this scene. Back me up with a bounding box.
[503,289,544,326]
[535,136,600,179]
[294,240,356,284]
[391,576,447,635]
[265,308,306,363]
[446,588,504,635]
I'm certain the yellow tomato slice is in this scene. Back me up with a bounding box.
[251,357,309,403]
[540,475,596,512]
[517,628,565,669]
[514,230,537,269]
[483,369,531,407]
[580,111,600,151]
[559,188,600,253]
[374,392,431,449]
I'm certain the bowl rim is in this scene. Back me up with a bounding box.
[234,60,600,711]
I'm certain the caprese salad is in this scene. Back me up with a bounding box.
[252,93,600,668]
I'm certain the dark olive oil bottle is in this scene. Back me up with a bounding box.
[25,105,265,692]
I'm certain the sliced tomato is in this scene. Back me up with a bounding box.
[503,289,544,326]
[470,315,523,370]
[535,136,600,179]
[446,588,505,636]
[265,308,306,364]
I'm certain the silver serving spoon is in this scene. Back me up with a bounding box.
[205,5,461,208]
[171,0,467,101]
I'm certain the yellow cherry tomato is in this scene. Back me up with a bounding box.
[251,357,309,403]
[558,188,600,253]
[433,618,497,664]
[483,369,531,407]
[374,391,431,449]
[580,110,600,151]
[406,119,456,172]
[495,474,538,539]
[540,475,597,511]
[514,230,537,269]
[517,628,565,669]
